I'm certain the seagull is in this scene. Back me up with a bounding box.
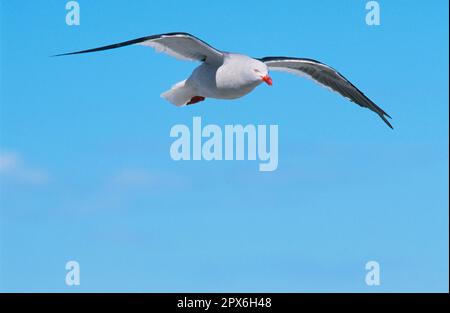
[55,32,393,128]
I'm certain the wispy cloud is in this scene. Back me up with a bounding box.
[0,151,49,184]
[113,169,158,186]
[112,168,186,190]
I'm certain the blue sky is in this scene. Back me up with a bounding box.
[0,0,448,292]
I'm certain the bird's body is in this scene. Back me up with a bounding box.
[167,53,267,105]
[55,32,393,128]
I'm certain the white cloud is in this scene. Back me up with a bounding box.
[0,151,49,184]
[0,151,20,173]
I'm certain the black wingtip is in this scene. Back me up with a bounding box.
[51,51,84,57]
[51,51,93,57]
[380,114,394,129]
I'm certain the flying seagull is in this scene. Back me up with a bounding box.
[55,32,393,128]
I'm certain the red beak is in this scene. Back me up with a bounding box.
[262,75,273,86]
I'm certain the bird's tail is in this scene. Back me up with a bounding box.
[161,80,196,107]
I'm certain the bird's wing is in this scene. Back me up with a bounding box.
[54,32,224,65]
[260,56,393,129]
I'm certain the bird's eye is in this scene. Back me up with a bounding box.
[254,69,261,73]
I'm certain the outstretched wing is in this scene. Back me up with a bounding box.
[260,56,393,129]
[54,32,224,65]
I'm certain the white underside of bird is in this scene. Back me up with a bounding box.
[55,32,393,128]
